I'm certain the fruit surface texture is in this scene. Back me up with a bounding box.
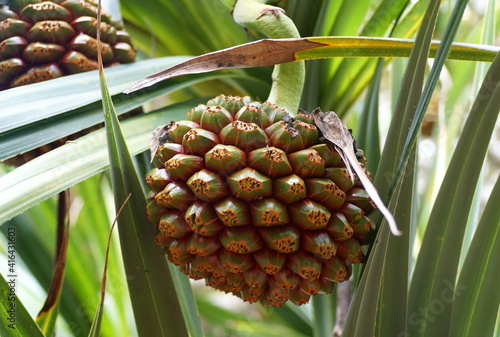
[146,95,376,306]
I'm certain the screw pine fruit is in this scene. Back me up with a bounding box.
[0,0,136,90]
[146,95,376,306]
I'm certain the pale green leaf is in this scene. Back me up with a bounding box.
[0,101,200,226]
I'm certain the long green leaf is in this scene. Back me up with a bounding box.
[363,0,410,38]
[319,0,410,111]
[0,69,249,162]
[330,0,371,37]
[0,273,44,337]
[196,298,309,337]
[175,0,245,50]
[342,0,442,335]
[70,175,132,337]
[167,264,204,337]
[0,57,189,132]
[267,304,312,336]
[4,180,131,336]
[356,59,383,174]
[375,150,415,336]
[300,0,342,110]
[311,294,335,337]
[298,38,498,61]
[286,0,328,36]
[131,153,204,337]
[449,175,500,337]
[0,101,200,226]
[408,51,500,337]
[121,0,246,57]
[391,0,430,39]
[390,0,468,203]
[460,0,497,272]
[98,60,190,336]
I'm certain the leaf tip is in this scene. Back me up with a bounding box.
[382,209,403,236]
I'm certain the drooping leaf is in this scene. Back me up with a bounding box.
[125,37,498,93]
[312,109,400,236]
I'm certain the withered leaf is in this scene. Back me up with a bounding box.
[124,38,320,93]
[149,124,172,162]
[312,108,402,236]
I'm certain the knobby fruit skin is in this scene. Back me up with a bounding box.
[146,95,376,306]
[1,0,137,166]
[0,0,136,90]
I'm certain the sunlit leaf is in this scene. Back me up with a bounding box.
[0,101,200,226]
[0,274,44,337]
[98,55,189,335]
[0,57,190,132]
[0,66,247,162]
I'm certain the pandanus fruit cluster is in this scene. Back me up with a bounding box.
[1,0,137,165]
[146,95,376,306]
[0,0,135,90]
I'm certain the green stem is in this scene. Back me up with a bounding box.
[233,0,304,115]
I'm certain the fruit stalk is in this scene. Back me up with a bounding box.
[232,0,304,115]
